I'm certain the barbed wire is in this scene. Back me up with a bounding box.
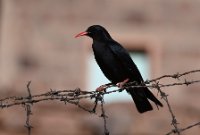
[0,69,200,135]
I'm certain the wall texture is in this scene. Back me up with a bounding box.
[0,0,200,135]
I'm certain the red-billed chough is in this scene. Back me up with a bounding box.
[75,25,163,113]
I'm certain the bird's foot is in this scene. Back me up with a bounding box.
[116,78,129,88]
[96,83,113,92]
[96,85,107,92]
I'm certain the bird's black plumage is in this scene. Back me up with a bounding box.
[76,25,163,113]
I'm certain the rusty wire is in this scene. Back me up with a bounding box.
[0,69,200,135]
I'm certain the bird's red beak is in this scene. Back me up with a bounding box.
[75,31,88,38]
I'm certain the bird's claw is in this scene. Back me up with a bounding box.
[116,78,129,88]
[96,85,107,92]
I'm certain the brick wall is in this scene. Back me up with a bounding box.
[0,0,200,134]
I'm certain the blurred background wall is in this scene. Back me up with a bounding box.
[0,0,200,135]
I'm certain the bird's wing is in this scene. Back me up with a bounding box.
[108,41,144,82]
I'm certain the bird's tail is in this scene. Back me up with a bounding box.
[127,87,163,113]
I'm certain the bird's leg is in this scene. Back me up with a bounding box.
[96,83,113,92]
[116,78,129,88]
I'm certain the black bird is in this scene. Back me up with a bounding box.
[75,25,163,113]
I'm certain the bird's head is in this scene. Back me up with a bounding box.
[75,25,112,41]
